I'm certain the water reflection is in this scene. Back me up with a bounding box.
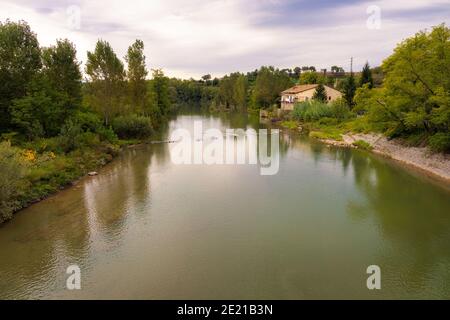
[0,113,449,299]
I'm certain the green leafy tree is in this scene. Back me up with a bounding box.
[11,76,66,138]
[85,40,126,125]
[354,24,450,145]
[0,20,41,132]
[11,39,82,138]
[343,73,357,108]
[125,39,148,114]
[359,62,374,88]
[42,39,82,107]
[312,83,327,102]
[251,66,292,109]
[331,66,344,73]
[233,74,248,111]
[293,67,301,78]
[299,71,326,85]
[149,69,170,128]
[380,24,450,136]
[217,74,235,109]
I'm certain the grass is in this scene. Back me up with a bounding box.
[21,144,118,205]
[352,140,373,151]
[1,136,142,223]
[117,138,146,146]
[309,129,343,141]
[280,120,298,130]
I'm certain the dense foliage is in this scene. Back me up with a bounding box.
[354,24,450,151]
[112,115,153,139]
[0,20,174,222]
[292,99,351,122]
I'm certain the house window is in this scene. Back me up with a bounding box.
[328,96,331,100]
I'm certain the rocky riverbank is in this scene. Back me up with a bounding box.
[319,132,450,182]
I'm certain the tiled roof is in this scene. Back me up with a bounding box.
[281,84,319,94]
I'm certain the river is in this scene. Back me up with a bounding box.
[0,113,449,299]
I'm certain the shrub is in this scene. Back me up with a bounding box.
[309,129,343,141]
[58,120,83,152]
[353,140,373,151]
[330,98,352,121]
[317,117,338,126]
[96,126,118,144]
[0,141,29,223]
[73,111,103,132]
[429,133,450,153]
[281,120,298,130]
[292,101,332,121]
[112,114,153,139]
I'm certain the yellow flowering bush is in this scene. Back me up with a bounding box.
[23,149,37,162]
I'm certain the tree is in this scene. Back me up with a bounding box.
[149,69,170,128]
[359,62,374,88]
[216,72,248,110]
[343,73,357,108]
[217,74,235,109]
[85,40,126,125]
[251,66,292,109]
[201,74,211,81]
[293,67,301,78]
[125,39,148,114]
[10,39,82,139]
[331,66,344,73]
[42,39,82,109]
[312,84,327,102]
[299,71,326,85]
[233,74,248,111]
[11,74,69,138]
[301,66,316,72]
[0,20,41,132]
[354,24,450,144]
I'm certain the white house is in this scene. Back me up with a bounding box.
[280,84,342,111]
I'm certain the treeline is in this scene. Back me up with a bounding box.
[353,24,450,152]
[168,64,376,113]
[0,20,173,223]
[0,20,176,144]
[168,67,296,112]
[286,24,450,153]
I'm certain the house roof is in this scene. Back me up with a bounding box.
[281,84,319,94]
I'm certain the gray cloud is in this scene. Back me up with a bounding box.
[1,0,449,78]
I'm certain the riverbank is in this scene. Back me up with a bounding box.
[3,113,450,300]
[0,138,150,225]
[273,110,450,183]
[307,130,450,182]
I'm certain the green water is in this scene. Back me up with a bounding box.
[0,113,449,299]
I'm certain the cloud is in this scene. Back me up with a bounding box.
[1,0,449,78]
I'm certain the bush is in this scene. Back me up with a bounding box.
[281,120,298,129]
[292,101,332,121]
[309,129,343,141]
[0,141,29,223]
[73,111,103,132]
[353,140,373,151]
[112,114,153,139]
[58,120,83,152]
[96,126,118,144]
[429,133,450,153]
[330,98,352,121]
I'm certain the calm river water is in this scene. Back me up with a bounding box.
[0,113,449,299]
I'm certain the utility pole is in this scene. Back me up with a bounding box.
[350,57,353,74]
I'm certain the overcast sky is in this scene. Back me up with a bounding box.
[1,0,449,79]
